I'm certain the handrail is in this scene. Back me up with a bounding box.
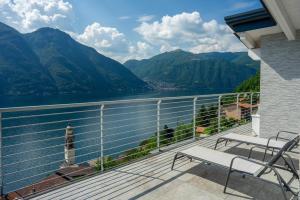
[0,92,256,113]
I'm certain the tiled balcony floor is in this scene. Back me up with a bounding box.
[31,124,299,200]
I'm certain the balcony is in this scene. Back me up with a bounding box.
[0,92,298,200]
[25,124,298,200]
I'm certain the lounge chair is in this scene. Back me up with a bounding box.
[214,131,299,161]
[171,137,299,200]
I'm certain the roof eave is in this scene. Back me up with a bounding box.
[225,8,276,33]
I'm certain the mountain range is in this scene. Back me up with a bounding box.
[0,22,149,97]
[0,21,259,98]
[124,50,259,92]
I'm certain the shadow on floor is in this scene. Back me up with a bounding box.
[128,145,297,200]
[225,146,299,170]
[186,163,293,200]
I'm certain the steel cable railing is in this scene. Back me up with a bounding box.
[3,115,250,175]
[0,92,259,197]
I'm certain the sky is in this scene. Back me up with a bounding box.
[0,0,262,63]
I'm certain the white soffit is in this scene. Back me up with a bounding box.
[239,32,256,49]
[263,0,297,40]
[281,0,300,30]
[248,48,261,61]
[237,26,281,48]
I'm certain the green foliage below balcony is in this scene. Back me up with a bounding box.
[96,102,252,171]
[235,72,260,92]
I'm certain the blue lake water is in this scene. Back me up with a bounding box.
[0,90,224,193]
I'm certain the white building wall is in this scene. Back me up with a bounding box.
[260,31,300,138]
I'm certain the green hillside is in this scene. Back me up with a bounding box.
[235,72,260,92]
[124,50,259,92]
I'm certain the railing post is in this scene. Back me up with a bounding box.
[236,93,241,120]
[236,93,240,114]
[100,104,104,172]
[157,100,162,151]
[250,93,253,114]
[193,97,198,140]
[218,95,222,133]
[0,112,3,197]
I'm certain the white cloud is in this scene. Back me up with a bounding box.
[159,44,179,53]
[0,0,73,32]
[119,16,131,20]
[135,12,202,42]
[135,11,245,54]
[128,41,154,60]
[137,15,155,22]
[72,22,154,63]
[229,2,256,11]
[75,22,128,54]
[203,19,218,33]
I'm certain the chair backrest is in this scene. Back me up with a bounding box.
[257,136,299,177]
[268,138,296,165]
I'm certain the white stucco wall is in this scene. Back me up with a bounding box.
[260,31,300,138]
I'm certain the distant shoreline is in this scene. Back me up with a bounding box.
[0,89,232,108]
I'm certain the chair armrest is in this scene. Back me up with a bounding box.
[266,136,281,148]
[229,156,273,177]
[230,155,265,166]
[268,136,290,143]
[250,145,279,152]
[276,131,299,140]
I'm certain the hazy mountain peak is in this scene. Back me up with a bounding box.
[0,21,18,32]
[167,49,186,53]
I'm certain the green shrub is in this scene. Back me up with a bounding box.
[174,123,193,141]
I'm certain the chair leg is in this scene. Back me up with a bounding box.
[214,138,221,150]
[171,154,178,170]
[248,146,255,159]
[263,148,268,161]
[224,169,233,193]
[282,154,299,179]
[275,173,288,200]
[271,148,275,156]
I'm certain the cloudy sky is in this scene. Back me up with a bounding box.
[0,0,261,63]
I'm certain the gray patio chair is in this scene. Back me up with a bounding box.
[171,137,299,200]
[214,131,299,161]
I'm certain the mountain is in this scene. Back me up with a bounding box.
[0,22,57,96]
[124,50,259,92]
[0,22,149,97]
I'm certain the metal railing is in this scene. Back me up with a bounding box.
[0,92,259,198]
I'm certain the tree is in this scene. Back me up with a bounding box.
[207,104,218,122]
[235,72,260,92]
[163,125,174,139]
[196,105,210,127]
[204,118,218,135]
[174,123,193,142]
